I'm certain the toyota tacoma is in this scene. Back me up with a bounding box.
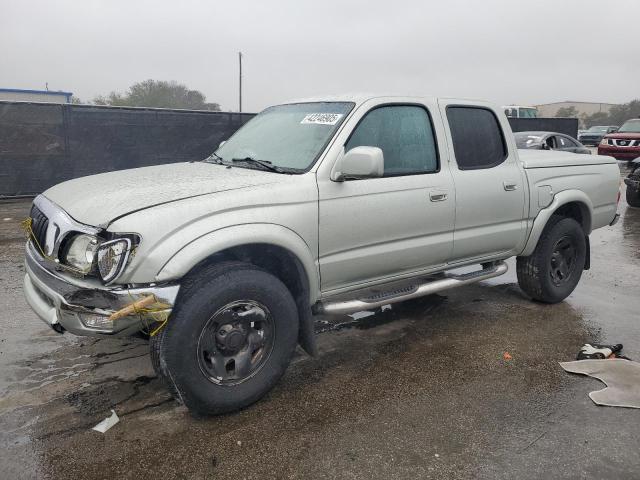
[23,95,621,415]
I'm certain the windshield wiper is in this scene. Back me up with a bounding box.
[202,152,224,164]
[231,157,285,173]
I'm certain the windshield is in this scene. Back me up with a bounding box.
[214,102,354,172]
[514,133,543,149]
[619,120,640,133]
[588,126,608,133]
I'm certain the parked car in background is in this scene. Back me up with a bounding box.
[514,131,591,154]
[598,118,640,163]
[624,159,640,207]
[579,125,619,146]
[503,105,538,118]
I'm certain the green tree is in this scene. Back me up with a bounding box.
[93,80,220,111]
[555,106,578,118]
[607,100,640,126]
[582,111,610,128]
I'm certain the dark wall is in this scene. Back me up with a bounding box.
[0,102,254,197]
[508,117,579,139]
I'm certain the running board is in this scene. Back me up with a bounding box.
[316,261,508,315]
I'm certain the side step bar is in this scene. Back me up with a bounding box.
[316,261,508,315]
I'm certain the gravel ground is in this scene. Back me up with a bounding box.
[1,164,639,479]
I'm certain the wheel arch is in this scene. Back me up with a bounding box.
[156,224,319,356]
[521,190,593,257]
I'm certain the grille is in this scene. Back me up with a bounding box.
[29,205,49,251]
[612,139,639,147]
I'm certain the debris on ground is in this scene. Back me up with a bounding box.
[576,343,630,360]
[503,352,512,360]
[560,359,640,409]
[92,410,120,433]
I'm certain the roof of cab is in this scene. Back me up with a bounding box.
[279,93,490,107]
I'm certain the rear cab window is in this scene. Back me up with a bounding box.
[446,106,507,170]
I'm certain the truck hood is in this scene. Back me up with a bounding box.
[43,162,284,227]
[518,150,617,169]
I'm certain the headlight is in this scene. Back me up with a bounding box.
[63,234,100,274]
[600,138,609,146]
[97,238,132,283]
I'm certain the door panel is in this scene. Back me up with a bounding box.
[318,174,455,291]
[317,102,455,293]
[447,163,526,259]
[440,101,527,262]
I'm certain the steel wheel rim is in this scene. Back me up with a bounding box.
[549,235,578,286]
[197,300,275,386]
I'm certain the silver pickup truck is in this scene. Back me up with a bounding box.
[23,95,620,415]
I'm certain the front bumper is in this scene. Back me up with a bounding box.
[579,137,603,146]
[24,242,179,337]
[597,146,640,161]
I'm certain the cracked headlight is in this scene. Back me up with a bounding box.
[97,238,132,283]
[62,234,100,274]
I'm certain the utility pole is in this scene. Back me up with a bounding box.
[238,51,243,113]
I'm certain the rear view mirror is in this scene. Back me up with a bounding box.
[331,146,384,181]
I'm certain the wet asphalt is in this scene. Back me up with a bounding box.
[1,165,639,479]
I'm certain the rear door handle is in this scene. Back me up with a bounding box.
[503,182,518,191]
[429,192,448,202]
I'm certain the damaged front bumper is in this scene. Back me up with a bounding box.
[24,242,179,336]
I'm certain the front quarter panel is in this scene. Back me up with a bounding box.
[107,174,320,299]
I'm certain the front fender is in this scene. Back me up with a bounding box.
[520,190,593,257]
[155,223,320,303]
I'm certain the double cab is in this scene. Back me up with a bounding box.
[24,95,621,415]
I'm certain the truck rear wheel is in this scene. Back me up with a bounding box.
[516,215,586,304]
[626,172,640,207]
[627,188,640,208]
[157,262,299,416]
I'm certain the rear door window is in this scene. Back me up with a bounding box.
[446,107,507,170]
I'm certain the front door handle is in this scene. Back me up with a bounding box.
[429,192,448,202]
[503,182,519,191]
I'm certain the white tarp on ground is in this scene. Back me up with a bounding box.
[560,359,640,409]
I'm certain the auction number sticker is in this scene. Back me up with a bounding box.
[300,113,343,125]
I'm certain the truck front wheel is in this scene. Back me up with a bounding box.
[156,262,299,416]
[516,215,586,304]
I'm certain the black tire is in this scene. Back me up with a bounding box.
[627,188,640,208]
[150,328,180,399]
[158,261,299,416]
[516,215,586,304]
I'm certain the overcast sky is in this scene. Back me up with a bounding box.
[1,0,639,112]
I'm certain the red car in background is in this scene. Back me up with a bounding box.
[598,118,640,162]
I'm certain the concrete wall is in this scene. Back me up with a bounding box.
[0,102,254,197]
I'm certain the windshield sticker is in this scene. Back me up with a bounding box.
[300,113,343,125]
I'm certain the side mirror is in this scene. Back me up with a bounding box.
[541,143,550,150]
[219,140,226,148]
[331,146,384,181]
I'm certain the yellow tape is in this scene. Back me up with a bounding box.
[22,217,88,275]
[23,217,170,335]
